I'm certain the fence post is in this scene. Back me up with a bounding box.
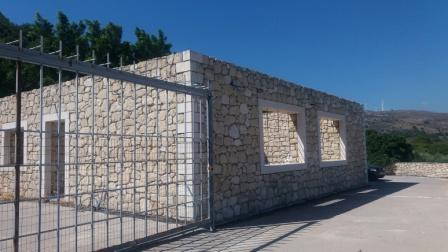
[13,30,23,252]
[207,94,215,232]
[13,56,23,252]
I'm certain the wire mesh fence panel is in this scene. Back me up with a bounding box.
[0,34,211,251]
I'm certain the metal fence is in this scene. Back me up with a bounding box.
[0,31,213,252]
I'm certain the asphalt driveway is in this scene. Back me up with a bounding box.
[140,176,448,252]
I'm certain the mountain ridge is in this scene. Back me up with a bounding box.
[365,110,448,134]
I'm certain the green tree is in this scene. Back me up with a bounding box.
[408,132,448,162]
[0,12,19,97]
[134,28,171,61]
[366,130,414,166]
[55,12,88,57]
[0,11,172,98]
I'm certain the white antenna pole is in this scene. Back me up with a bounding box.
[381,99,384,111]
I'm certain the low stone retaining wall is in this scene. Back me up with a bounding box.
[386,162,448,178]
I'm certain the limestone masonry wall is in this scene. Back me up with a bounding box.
[386,162,448,178]
[186,51,367,223]
[320,119,342,161]
[262,112,300,165]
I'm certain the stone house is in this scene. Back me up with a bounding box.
[0,50,367,223]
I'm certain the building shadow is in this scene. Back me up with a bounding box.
[136,179,417,251]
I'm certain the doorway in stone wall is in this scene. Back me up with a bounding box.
[44,120,65,196]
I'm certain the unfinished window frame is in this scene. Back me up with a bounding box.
[0,121,28,170]
[318,111,347,168]
[258,99,306,174]
[42,112,70,197]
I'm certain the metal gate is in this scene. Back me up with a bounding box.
[0,31,214,251]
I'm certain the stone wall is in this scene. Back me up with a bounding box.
[184,51,367,223]
[320,119,342,161]
[386,162,448,178]
[262,111,299,165]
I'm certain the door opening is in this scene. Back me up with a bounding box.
[45,120,65,196]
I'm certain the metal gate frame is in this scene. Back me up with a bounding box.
[0,31,214,252]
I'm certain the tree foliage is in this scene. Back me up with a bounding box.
[407,132,448,162]
[366,129,414,166]
[0,11,172,98]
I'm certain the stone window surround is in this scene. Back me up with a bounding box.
[42,112,70,197]
[258,99,306,174]
[318,111,347,168]
[0,121,28,170]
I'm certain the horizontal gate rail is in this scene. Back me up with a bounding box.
[0,43,209,97]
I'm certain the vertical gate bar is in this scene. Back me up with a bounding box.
[74,45,80,252]
[183,93,187,225]
[56,40,62,252]
[175,91,178,228]
[132,62,137,240]
[13,30,22,252]
[206,94,214,231]
[155,88,159,234]
[119,57,124,244]
[165,89,169,231]
[144,61,148,237]
[199,98,203,221]
[90,50,96,251]
[37,35,43,252]
[106,53,110,248]
[192,95,196,221]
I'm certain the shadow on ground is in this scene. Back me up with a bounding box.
[137,179,417,251]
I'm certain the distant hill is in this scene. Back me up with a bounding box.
[365,110,448,135]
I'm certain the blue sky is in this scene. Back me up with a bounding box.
[1,0,448,112]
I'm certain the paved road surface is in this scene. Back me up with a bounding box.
[141,176,448,252]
